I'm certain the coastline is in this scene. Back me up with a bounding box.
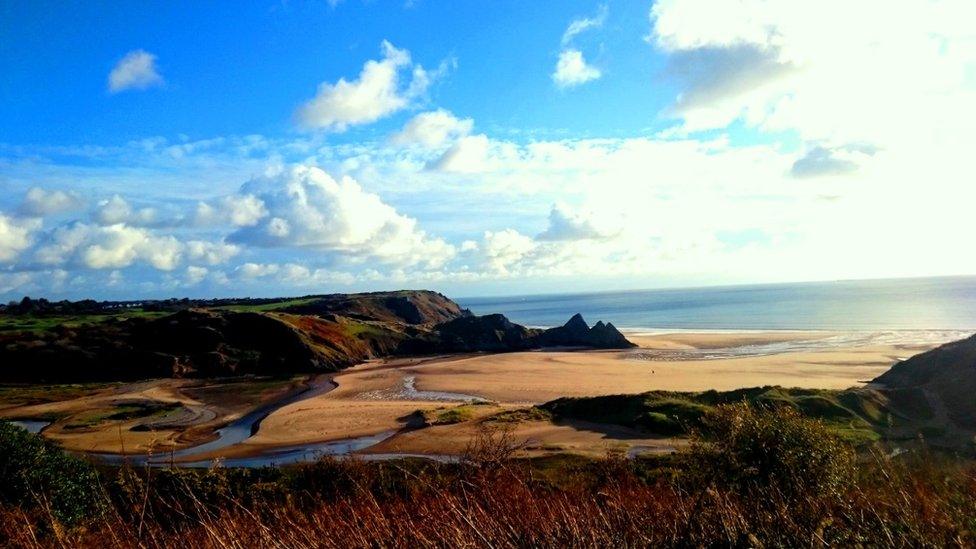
[3,328,967,464]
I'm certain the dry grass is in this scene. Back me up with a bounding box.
[1,412,974,548]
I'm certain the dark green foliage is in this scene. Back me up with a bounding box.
[687,403,856,498]
[0,420,103,525]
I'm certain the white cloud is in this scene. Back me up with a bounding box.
[185,240,240,265]
[34,222,183,271]
[649,0,976,147]
[390,109,473,148]
[0,214,41,263]
[537,203,621,241]
[428,134,492,172]
[296,41,443,131]
[185,266,209,285]
[194,194,268,227]
[562,4,608,45]
[552,49,602,88]
[554,5,606,89]
[18,188,84,216]
[790,145,876,179]
[235,261,357,286]
[479,229,536,275]
[230,165,455,268]
[92,195,158,226]
[108,50,163,93]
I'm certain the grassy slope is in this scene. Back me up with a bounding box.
[540,385,939,444]
[0,310,167,334]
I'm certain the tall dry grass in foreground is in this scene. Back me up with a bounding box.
[1,406,974,548]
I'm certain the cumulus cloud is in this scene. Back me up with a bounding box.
[184,266,209,285]
[18,188,84,217]
[553,49,602,88]
[537,204,622,241]
[390,109,473,148]
[92,195,158,226]
[649,0,976,147]
[661,45,796,130]
[235,262,357,286]
[194,194,268,227]
[108,50,164,93]
[0,214,41,263]
[478,229,536,275]
[230,165,455,268]
[185,240,240,265]
[33,222,182,271]
[296,41,445,131]
[428,134,492,172]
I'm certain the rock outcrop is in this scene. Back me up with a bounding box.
[434,314,537,352]
[535,313,636,349]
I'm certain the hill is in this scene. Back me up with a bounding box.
[873,334,976,430]
[0,291,635,382]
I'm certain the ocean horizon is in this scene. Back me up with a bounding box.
[457,275,976,332]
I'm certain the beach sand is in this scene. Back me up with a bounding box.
[1,330,948,458]
[236,331,918,458]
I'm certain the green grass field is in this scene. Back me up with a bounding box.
[0,310,168,334]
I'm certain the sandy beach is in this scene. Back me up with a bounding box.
[0,330,953,459]
[227,330,930,459]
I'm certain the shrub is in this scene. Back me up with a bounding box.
[686,402,855,498]
[0,420,104,525]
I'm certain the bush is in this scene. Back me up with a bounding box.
[686,402,855,498]
[0,420,104,525]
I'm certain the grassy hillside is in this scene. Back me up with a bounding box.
[540,385,947,445]
[0,291,468,382]
[874,333,976,430]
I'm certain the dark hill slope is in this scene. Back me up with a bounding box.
[0,293,636,383]
[873,333,976,429]
[281,290,469,326]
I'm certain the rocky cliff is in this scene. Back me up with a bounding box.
[535,313,636,349]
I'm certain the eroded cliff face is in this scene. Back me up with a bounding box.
[0,292,636,383]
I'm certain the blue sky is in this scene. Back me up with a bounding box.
[1,0,975,300]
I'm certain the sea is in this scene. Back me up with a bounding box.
[457,276,976,334]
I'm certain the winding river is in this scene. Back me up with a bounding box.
[88,372,477,467]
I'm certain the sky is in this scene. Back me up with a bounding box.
[1,0,976,301]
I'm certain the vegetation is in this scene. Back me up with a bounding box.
[61,401,182,431]
[0,382,113,408]
[1,405,974,547]
[422,402,499,426]
[0,421,104,525]
[540,385,934,444]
